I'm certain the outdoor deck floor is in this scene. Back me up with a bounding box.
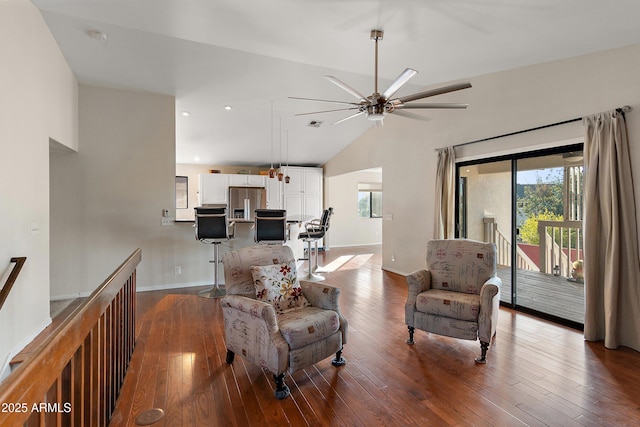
[497,267,585,324]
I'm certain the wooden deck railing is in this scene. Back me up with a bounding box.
[0,257,27,312]
[484,217,538,271]
[538,220,583,277]
[0,249,141,426]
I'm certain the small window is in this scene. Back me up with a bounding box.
[175,176,188,209]
[357,183,382,218]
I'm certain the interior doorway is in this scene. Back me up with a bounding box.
[456,143,584,328]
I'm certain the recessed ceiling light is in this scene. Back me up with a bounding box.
[86,29,107,42]
[194,156,200,162]
[180,111,191,117]
[224,105,232,111]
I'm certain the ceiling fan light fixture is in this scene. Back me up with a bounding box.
[366,103,386,121]
[368,112,386,122]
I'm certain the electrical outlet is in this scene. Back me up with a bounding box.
[161,217,174,226]
[174,266,181,275]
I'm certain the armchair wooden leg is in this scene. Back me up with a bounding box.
[226,349,235,364]
[331,349,346,366]
[273,374,291,399]
[475,341,489,364]
[406,326,415,345]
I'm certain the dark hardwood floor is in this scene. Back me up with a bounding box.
[109,245,640,426]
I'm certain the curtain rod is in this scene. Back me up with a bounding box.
[435,105,632,151]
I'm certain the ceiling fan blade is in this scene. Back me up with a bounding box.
[397,82,472,104]
[325,76,369,103]
[392,110,431,122]
[398,103,469,109]
[288,96,360,106]
[333,111,365,125]
[382,68,417,100]
[294,107,360,117]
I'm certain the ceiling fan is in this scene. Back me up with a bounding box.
[290,29,471,125]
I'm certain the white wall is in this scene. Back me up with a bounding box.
[50,85,180,297]
[50,98,239,297]
[324,43,640,276]
[0,0,77,379]
[325,170,383,247]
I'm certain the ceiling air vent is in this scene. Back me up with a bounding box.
[308,120,323,128]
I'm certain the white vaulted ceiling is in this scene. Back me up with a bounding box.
[32,0,640,166]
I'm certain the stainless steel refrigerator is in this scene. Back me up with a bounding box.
[228,186,266,220]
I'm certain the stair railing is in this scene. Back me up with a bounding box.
[0,249,141,426]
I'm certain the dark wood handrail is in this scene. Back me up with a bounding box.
[0,256,26,311]
[0,249,141,426]
[0,256,27,309]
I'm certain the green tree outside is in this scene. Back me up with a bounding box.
[520,211,564,245]
[519,169,563,218]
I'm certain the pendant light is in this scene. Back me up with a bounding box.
[268,101,276,178]
[285,130,291,184]
[277,117,284,181]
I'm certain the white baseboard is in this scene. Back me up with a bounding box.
[137,280,214,293]
[52,281,216,298]
[50,292,88,301]
[381,266,409,276]
[0,352,11,382]
[1,317,52,381]
[328,242,382,248]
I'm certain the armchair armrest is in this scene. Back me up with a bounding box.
[478,276,501,343]
[300,280,340,310]
[405,269,431,326]
[219,295,289,375]
[406,269,431,301]
[300,280,348,345]
[220,294,279,331]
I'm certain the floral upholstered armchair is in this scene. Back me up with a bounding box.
[405,239,501,363]
[220,245,347,398]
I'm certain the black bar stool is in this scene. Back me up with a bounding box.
[195,206,234,298]
[298,207,333,281]
[254,209,287,244]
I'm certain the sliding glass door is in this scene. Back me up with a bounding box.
[457,144,584,327]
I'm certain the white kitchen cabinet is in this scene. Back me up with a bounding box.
[282,168,304,194]
[266,176,282,209]
[282,167,322,196]
[283,193,303,216]
[228,174,265,187]
[199,174,229,205]
[282,167,323,220]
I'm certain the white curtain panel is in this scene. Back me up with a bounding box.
[433,146,456,239]
[583,110,640,351]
